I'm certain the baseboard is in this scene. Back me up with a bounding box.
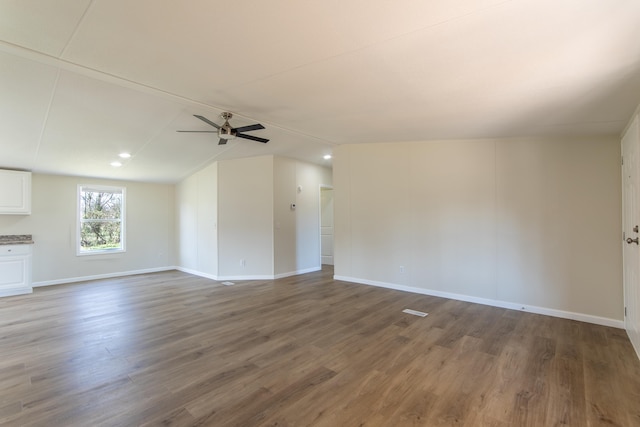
[0,287,33,297]
[32,266,176,287]
[32,264,324,287]
[274,266,321,279]
[176,266,322,281]
[627,326,640,361]
[175,266,272,281]
[334,275,625,329]
[174,266,218,281]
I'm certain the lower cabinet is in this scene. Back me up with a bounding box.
[0,244,32,297]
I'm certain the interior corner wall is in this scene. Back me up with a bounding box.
[177,156,332,280]
[197,163,218,276]
[218,156,274,279]
[176,162,218,277]
[273,158,333,277]
[334,137,623,325]
[295,161,333,272]
[0,173,175,285]
[176,172,198,271]
[273,157,297,276]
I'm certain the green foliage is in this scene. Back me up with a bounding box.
[80,190,123,251]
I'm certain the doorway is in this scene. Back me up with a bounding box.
[320,186,334,265]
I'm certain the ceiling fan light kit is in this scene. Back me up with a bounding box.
[178,112,269,145]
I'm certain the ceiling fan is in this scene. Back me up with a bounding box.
[177,112,269,145]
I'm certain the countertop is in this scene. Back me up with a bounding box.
[0,234,34,245]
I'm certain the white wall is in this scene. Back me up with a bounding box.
[177,155,332,279]
[197,163,218,276]
[274,157,297,276]
[176,172,198,271]
[334,136,623,326]
[0,173,175,285]
[272,157,334,276]
[295,161,333,273]
[218,156,274,278]
[176,162,218,277]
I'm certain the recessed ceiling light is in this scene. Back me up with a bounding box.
[119,152,131,159]
[323,154,332,160]
[110,161,122,167]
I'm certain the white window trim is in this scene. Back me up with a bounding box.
[77,184,126,256]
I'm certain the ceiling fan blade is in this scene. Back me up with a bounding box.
[176,130,217,133]
[237,133,269,143]
[194,115,221,129]
[218,138,227,145]
[233,123,265,133]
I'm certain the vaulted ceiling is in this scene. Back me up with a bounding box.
[1,1,639,183]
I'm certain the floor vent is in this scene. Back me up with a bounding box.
[402,308,428,317]
[221,281,235,286]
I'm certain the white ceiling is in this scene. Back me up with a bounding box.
[1,0,639,183]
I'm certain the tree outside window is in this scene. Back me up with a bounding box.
[78,185,125,254]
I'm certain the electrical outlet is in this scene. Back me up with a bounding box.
[240,259,246,268]
[399,266,405,274]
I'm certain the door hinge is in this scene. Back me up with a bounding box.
[625,306,627,317]
[622,156,624,165]
[623,231,626,241]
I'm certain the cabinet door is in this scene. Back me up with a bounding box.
[0,256,29,288]
[0,170,32,214]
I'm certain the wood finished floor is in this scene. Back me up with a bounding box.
[1,267,639,426]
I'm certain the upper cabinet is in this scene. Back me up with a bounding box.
[0,170,31,215]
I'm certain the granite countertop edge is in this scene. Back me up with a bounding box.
[0,235,34,245]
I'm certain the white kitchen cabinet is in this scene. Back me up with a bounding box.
[0,169,31,214]
[0,244,32,297]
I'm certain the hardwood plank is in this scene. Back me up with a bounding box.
[544,340,587,427]
[0,266,639,426]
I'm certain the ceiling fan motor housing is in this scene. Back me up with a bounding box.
[219,124,236,140]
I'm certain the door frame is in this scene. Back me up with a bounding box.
[319,185,334,267]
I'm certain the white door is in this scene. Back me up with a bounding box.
[622,114,640,356]
[320,187,334,265]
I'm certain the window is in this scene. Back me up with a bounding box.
[78,185,126,255]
